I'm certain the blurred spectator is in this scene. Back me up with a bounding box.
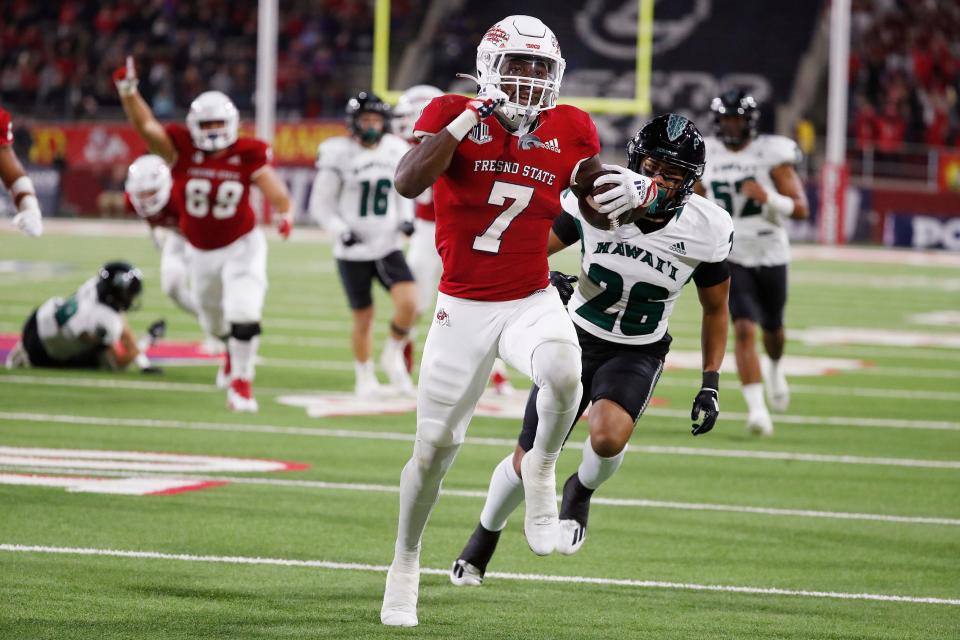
[0,0,397,120]
[849,0,960,151]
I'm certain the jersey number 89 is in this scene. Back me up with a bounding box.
[185,178,244,219]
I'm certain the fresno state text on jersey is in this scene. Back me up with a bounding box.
[414,94,600,301]
[166,123,270,250]
[0,107,12,146]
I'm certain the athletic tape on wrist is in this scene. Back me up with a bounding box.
[11,175,35,199]
[446,110,479,141]
[765,191,795,218]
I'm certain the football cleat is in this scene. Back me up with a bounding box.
[449,559,485,587]
[761,357,790,412]
[556,519,587,556]
[215,352,232,389]
[227,378,258,413]
[520,451,560,556]
[380,563,419,627]
[746,409,774,436]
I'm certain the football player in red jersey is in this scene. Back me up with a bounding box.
[114,58,293,413]
[380,15,665,627]
[0,106,43,237]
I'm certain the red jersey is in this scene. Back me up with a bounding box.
[0,107,12,146]
[165,123,270,250]
[414,191,435,222]
[124,193,181,230]
[414,95,600,301]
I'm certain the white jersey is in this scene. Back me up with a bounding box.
[563,191,734,346]
[701,134,801,267]
[35,278,124,361]
[311,134,413,261]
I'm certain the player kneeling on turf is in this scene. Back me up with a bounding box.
[450,114,733,585]
[5,261,165,373]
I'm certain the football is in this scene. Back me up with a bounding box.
[577,170,646,231]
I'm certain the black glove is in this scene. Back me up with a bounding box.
[340,231,361,247]
[147,319,166,341]
[691,371,720,436]
[398,220,416,237]
[549,271,578,306]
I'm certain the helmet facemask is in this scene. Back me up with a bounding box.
[485,53,562,129]
[187,91,239,152]
[710,93,759,148]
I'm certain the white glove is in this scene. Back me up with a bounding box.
[12,196,43,237]
[592,164,660,220]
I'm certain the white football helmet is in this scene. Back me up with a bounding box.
[474,15,565,129]
[125,154,172,217]
[186,90,239,152]
[393,85,443,140]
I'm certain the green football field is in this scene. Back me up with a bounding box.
[0,223,958,639]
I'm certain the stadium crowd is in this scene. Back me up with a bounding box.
[0,0,420,120]
[848,0,960,151]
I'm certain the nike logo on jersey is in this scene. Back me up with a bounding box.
[594,241,680,281]
[669,241,687,255]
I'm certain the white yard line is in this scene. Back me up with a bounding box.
[0,544,956,606]
[1,412,958,470]
[1,376,958,430]
[3,465,956,527]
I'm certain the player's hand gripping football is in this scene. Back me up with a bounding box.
[549,271,577,307]
[340,231,361,247]
[691,371,720,436]
[466,86,509,121]
[113,56,139,97]
[592,164,660,220]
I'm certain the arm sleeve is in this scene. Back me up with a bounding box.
[308,143,348,236]
[693,259,730,288]
[551,211,580,246]
[413,95,464,137]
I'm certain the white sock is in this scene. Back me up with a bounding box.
[228,336,258,381]
[742,382,767,413]
[769,358,783,379]
[479,454,524,532]
[383,336,404,362]
[355,359,376,381]
[577,435,626,490]
[394,440,460,568]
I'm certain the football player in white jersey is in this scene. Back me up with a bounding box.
[309,92,418,396]
[696,90,809,436]
[448,114,733,585]
[5,261,163,371]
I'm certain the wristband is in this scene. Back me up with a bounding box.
[702,370,720,391]
[445,110,479,141]
[765,191,795,218]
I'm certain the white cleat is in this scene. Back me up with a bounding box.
[4,341,30,369]
[746,410,774,436]
[227,378,259,413]
[381,563,419,627]
[380,348,416,396]
[354,376,384,399]
[761,357,790,412]
[520,451,559,556]
[449,559,484,587]
[556,519,587,556]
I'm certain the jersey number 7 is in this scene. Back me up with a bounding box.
[472,181,534,254]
